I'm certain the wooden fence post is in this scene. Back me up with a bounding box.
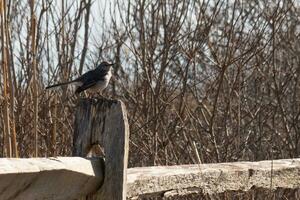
[73,98,129,200]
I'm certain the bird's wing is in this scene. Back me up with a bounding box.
[75,68,109,94]
[75,80,97,94]
[76,69,106,82]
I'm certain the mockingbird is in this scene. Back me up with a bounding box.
[46,61,114,95]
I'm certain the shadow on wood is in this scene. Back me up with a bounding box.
[73,98,129,200]
[0,157,103,200]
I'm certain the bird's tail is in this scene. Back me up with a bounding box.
[45,80,77,89]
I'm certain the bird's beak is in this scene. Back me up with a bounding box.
[107,63,115,67]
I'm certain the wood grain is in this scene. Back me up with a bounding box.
[0,157,103,200]
[0,157,300,199]
[73,98,129,200]
[127,158,300,199]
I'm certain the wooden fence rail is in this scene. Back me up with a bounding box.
[0,98,300,200]
[1,157,300,199]
[0,157,103,200]
[127,158,300,199]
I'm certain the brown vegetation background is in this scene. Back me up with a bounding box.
[0,0,299,168]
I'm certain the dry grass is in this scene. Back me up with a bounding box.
[0,0,299,169]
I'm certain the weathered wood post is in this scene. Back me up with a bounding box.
[73,98,129,200]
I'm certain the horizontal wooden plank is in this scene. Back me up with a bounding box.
[0,157,104,200]
[2,157,300,199]
[126,158,300,199]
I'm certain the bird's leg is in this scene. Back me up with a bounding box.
[88,92,99,101]
[98,91,104,99]
[99,92,103,98]
[83,91,88,98]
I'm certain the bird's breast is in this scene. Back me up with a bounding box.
[86,71,112,93]
[104,70,112,81]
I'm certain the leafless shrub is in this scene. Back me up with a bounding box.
[0,0,299,169]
